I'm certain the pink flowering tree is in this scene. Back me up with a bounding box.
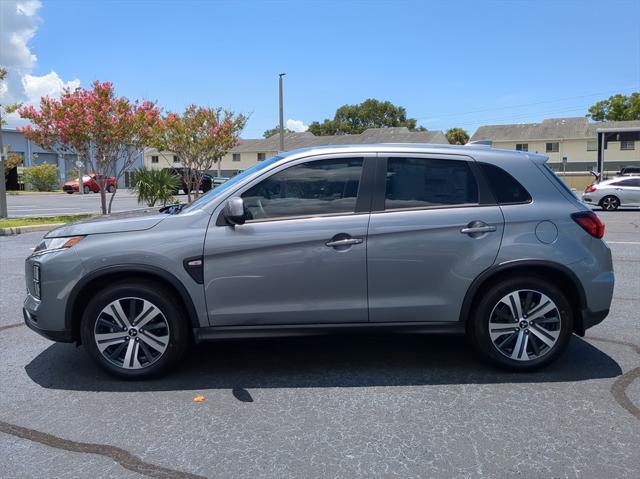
[152,105,247,202]
[19,81,161,214]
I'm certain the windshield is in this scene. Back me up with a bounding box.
[182,155,284,212]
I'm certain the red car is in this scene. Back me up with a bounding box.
[63,174,117,194]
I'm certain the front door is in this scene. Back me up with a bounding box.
[203,155,372,326]
[367,155,504,323]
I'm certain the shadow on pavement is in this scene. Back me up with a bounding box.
[25,334,622,392]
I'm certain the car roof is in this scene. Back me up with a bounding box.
[278,143,548,165]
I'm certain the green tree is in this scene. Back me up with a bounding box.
[0,67,21,127]
[263,126,293,138]
[24,164,60,191]
[445,127,470,145]
[587,92,640,121]
[132,167,179,207]
[308,99,421,136]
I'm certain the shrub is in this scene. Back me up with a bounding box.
[24,164,60,191]
[132,167,179,207]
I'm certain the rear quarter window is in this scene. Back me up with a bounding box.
[479,163,532,204]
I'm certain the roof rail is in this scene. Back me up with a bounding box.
[465,139,492,146]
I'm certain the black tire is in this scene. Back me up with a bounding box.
[107,185,116,193]
[468,276,573,371]
[83,185,90,194]
[599,195,620,211]
[80,280,189,378]
[65,190,73,194]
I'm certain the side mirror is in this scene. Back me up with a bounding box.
[223,197,245,225]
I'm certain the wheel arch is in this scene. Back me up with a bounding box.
[460,259,587,335]
[66,264,199,343]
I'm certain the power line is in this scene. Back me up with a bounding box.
[415,86,639,120]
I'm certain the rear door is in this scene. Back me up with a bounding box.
[615,178,640,205]
[367,154,504,323]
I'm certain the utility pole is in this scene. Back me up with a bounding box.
[0,110,8,218]
[278,73,286,152]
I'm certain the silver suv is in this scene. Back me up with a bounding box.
[24,145,614,378]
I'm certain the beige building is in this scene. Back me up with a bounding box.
[471,117,640,182]
[144,127,448,177]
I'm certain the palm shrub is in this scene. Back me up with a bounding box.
[132,167,179,207]
[24,164,60,191]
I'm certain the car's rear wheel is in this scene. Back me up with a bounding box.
[600,195,620,211]
[107,185,116,193]
[83,185,90,194]
[469,276,573,371]
[80,281,189,378]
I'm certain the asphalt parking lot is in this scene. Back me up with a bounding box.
[0,210,639,478]
[6,190,194,217]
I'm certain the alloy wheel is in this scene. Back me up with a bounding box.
[601,196,619,210]
[93,297,170,370]
[488,289,561,361]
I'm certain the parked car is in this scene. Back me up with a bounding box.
[617,166,640,176]
[162,167,213,194]
[582,176,640,210]
[63,174,117,194]
[211,176,229,186]
[24,145,613,378]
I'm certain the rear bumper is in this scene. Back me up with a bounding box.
[23,307,73,342]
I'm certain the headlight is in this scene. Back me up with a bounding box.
[33,236,85,254]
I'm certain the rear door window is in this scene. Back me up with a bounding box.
[384,158,478,210]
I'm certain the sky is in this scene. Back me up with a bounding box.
[1,0,639,138]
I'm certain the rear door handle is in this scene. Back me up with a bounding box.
[460,225,497,234]
[325,238,363,247]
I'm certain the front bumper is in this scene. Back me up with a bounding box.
[23,307,73,342]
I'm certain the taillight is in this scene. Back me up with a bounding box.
[571,211,605,239]
[585,184,596,193]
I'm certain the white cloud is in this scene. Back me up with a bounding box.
[286,118,308,132]
[0,1,80,126]
[23,72,80,100]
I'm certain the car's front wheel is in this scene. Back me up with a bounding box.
[80,280,189,378]
[600,195,620,211]
[83,185,90,194]
[107,185,116,193]
[469,277,573,371]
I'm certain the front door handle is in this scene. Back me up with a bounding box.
[461,221,497,237]
[326,238,363,247]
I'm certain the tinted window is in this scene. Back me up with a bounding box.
[611,178,640,187]
[241,158,363,220]
[480,163,532,204]
[385,158,478,210]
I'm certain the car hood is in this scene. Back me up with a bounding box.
[46,208,168,238]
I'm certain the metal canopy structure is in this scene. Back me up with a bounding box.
[596,126,640,174]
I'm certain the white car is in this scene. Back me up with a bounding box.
[582,177,640,210]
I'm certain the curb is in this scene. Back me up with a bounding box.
[0,223,63,236]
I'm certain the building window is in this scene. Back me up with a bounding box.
[232,153,241,162]
[151,155,159,164]
[173,155,180,163]
[586,140,597,151]
[257,152,266,161]
[515,143,528,151]
[546,142,559,153]
[621,140,635,151]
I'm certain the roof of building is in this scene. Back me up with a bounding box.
[231,127,448,152]
[470,117,640,142]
